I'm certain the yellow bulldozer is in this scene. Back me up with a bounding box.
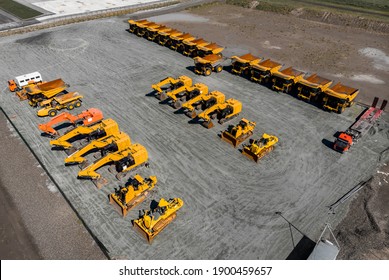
[194,54,224,76]
[242,133,278,162]
[296,74,333,102]
[230,53,262,76]
[109,174,157,217]
[251,59,282,84]
[221,118,256,148]
[156,29,182,46]
[322,83,359,114]
[197,98,242,129]
[196,42,224,57]
[181,90,226,118]
[50,118,120,151]
[37,92,83,117]
[133,197,184,244]
[161,83,208,109]
[271,67,305,94]
[152,75,192,100]
[182,38,209,57]
[78,143,148,188]
[64,131,131,167]
[171,33,196,51]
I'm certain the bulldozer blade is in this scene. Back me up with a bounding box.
[109,194,128,217]
[242,146,273,162]
[201,120,214,129]
[110,193,148,217]
[221,131,252,148]
[92,177,108,189]
[134,212,177,244]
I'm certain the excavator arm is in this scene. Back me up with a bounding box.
[38,112,78,136]
[164,86,189,102]
[151,77,177,93]
[78,152,124,179]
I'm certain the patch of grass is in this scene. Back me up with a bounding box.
[0,0,42,19]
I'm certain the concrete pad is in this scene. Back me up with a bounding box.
[0,18,387,259]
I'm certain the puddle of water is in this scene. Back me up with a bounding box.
[350,74,385,84]
[359,47,389,71]
[148,13,210,23]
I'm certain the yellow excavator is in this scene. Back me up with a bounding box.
[230,53,262,76]
[221,118,256,148]
[156,29,182,46]
[64,131,131,167]
[109,174,157,217]
[242,133,278,162]
[296,74,333,102]
[152,76,192,100]
[251,59,282,84]
[197,98,242,129]
[194,54,224,76]
[271,67,305,94]
[171,33,196,51]
[182,38,209,57]
[182,90,226,118]
[50,118,119,151]
[78,143,148,189]
[322,83,359,114]
[133,197,184,244]
[162,83,208,109]
[196,42,224,57]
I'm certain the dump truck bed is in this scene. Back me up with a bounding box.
[274,67,305,79]
[253,59,282,70]
[54,92,81,104]
[325,83,359,97]
[194,54,223,64]
[185,38,208,46]
[233,53,260,63]
[301,74,332,87]
[26,78,66,93]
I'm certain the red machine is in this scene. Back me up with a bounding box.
[38,108,104,137]
[334,97,387,153]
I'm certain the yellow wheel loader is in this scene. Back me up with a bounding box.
[182,38,209,57]
[322,83,359,114]
[145,24,170,41]
[163,83,208,109]
[133,197,184,244]
[221,118,256,148]
[230,53,262,76]
[151,76,192,100]
[50,118,120,150]
[242,133,278,162]
[109,174,157,217]
[194,54,224,76]
[250,59,282,84]
[196,42,224,57]
[182,90,226,118]
[296,74,332,102]
[197,98,242,129]
[156,29,182,46]
[78,143,148,189]
[171,33,196,51]
[271,67,305,94]
[23,78,68,105]
[37,92,83,117]
[64,131,131,166]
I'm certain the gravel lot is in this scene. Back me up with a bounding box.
[0,17,387,259]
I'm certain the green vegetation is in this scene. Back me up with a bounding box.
[0,0,42,19]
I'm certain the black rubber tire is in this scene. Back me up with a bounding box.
[204,68,212,76]
[215,65,223,73]
[75,101,82,107]
[67,104,74,110]
[48,110,57,117]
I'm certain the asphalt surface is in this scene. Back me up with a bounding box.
[0,110,106,259]
[0,18,387,259]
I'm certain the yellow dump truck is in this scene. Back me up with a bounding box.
[156,29,182,46]
[194,54,224,76]
[251,59,282,84]
[230,53,262,76]
[296,74,333,102]
[21,78,68,105]
[37,92,83,117]
[128,19,151,34]
[145,24,170,41]
[171,33,196,51]
[196,42,224,57]
[271,67,305,94]
[322,83,359,113]
[182,38,209,57]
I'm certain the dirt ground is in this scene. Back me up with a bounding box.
[152,3,389,107]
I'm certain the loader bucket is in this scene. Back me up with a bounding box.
[201,120,214,129]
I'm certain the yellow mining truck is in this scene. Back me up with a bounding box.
[22,78,68,105]
[194,54,224,76]
[64,132,131,166]
[230,53,262,76]
[128,19,151,34]
[322,83,359,113]
[196,42,224,57]
[37,92,83,117]
[296,74,333,102]
[242,133,278,162]
[171,33,196,51]
[271,67,305,94]
[133,198,184,244]
[156,29,182,46]
[251,59,282,84]
[221,118,256,148]
[182,38,209,57]
[145,24,170,41]
[182,90,226,118]
[78,143,148,188]
[109,175,157,217]
[198,98,242,129]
